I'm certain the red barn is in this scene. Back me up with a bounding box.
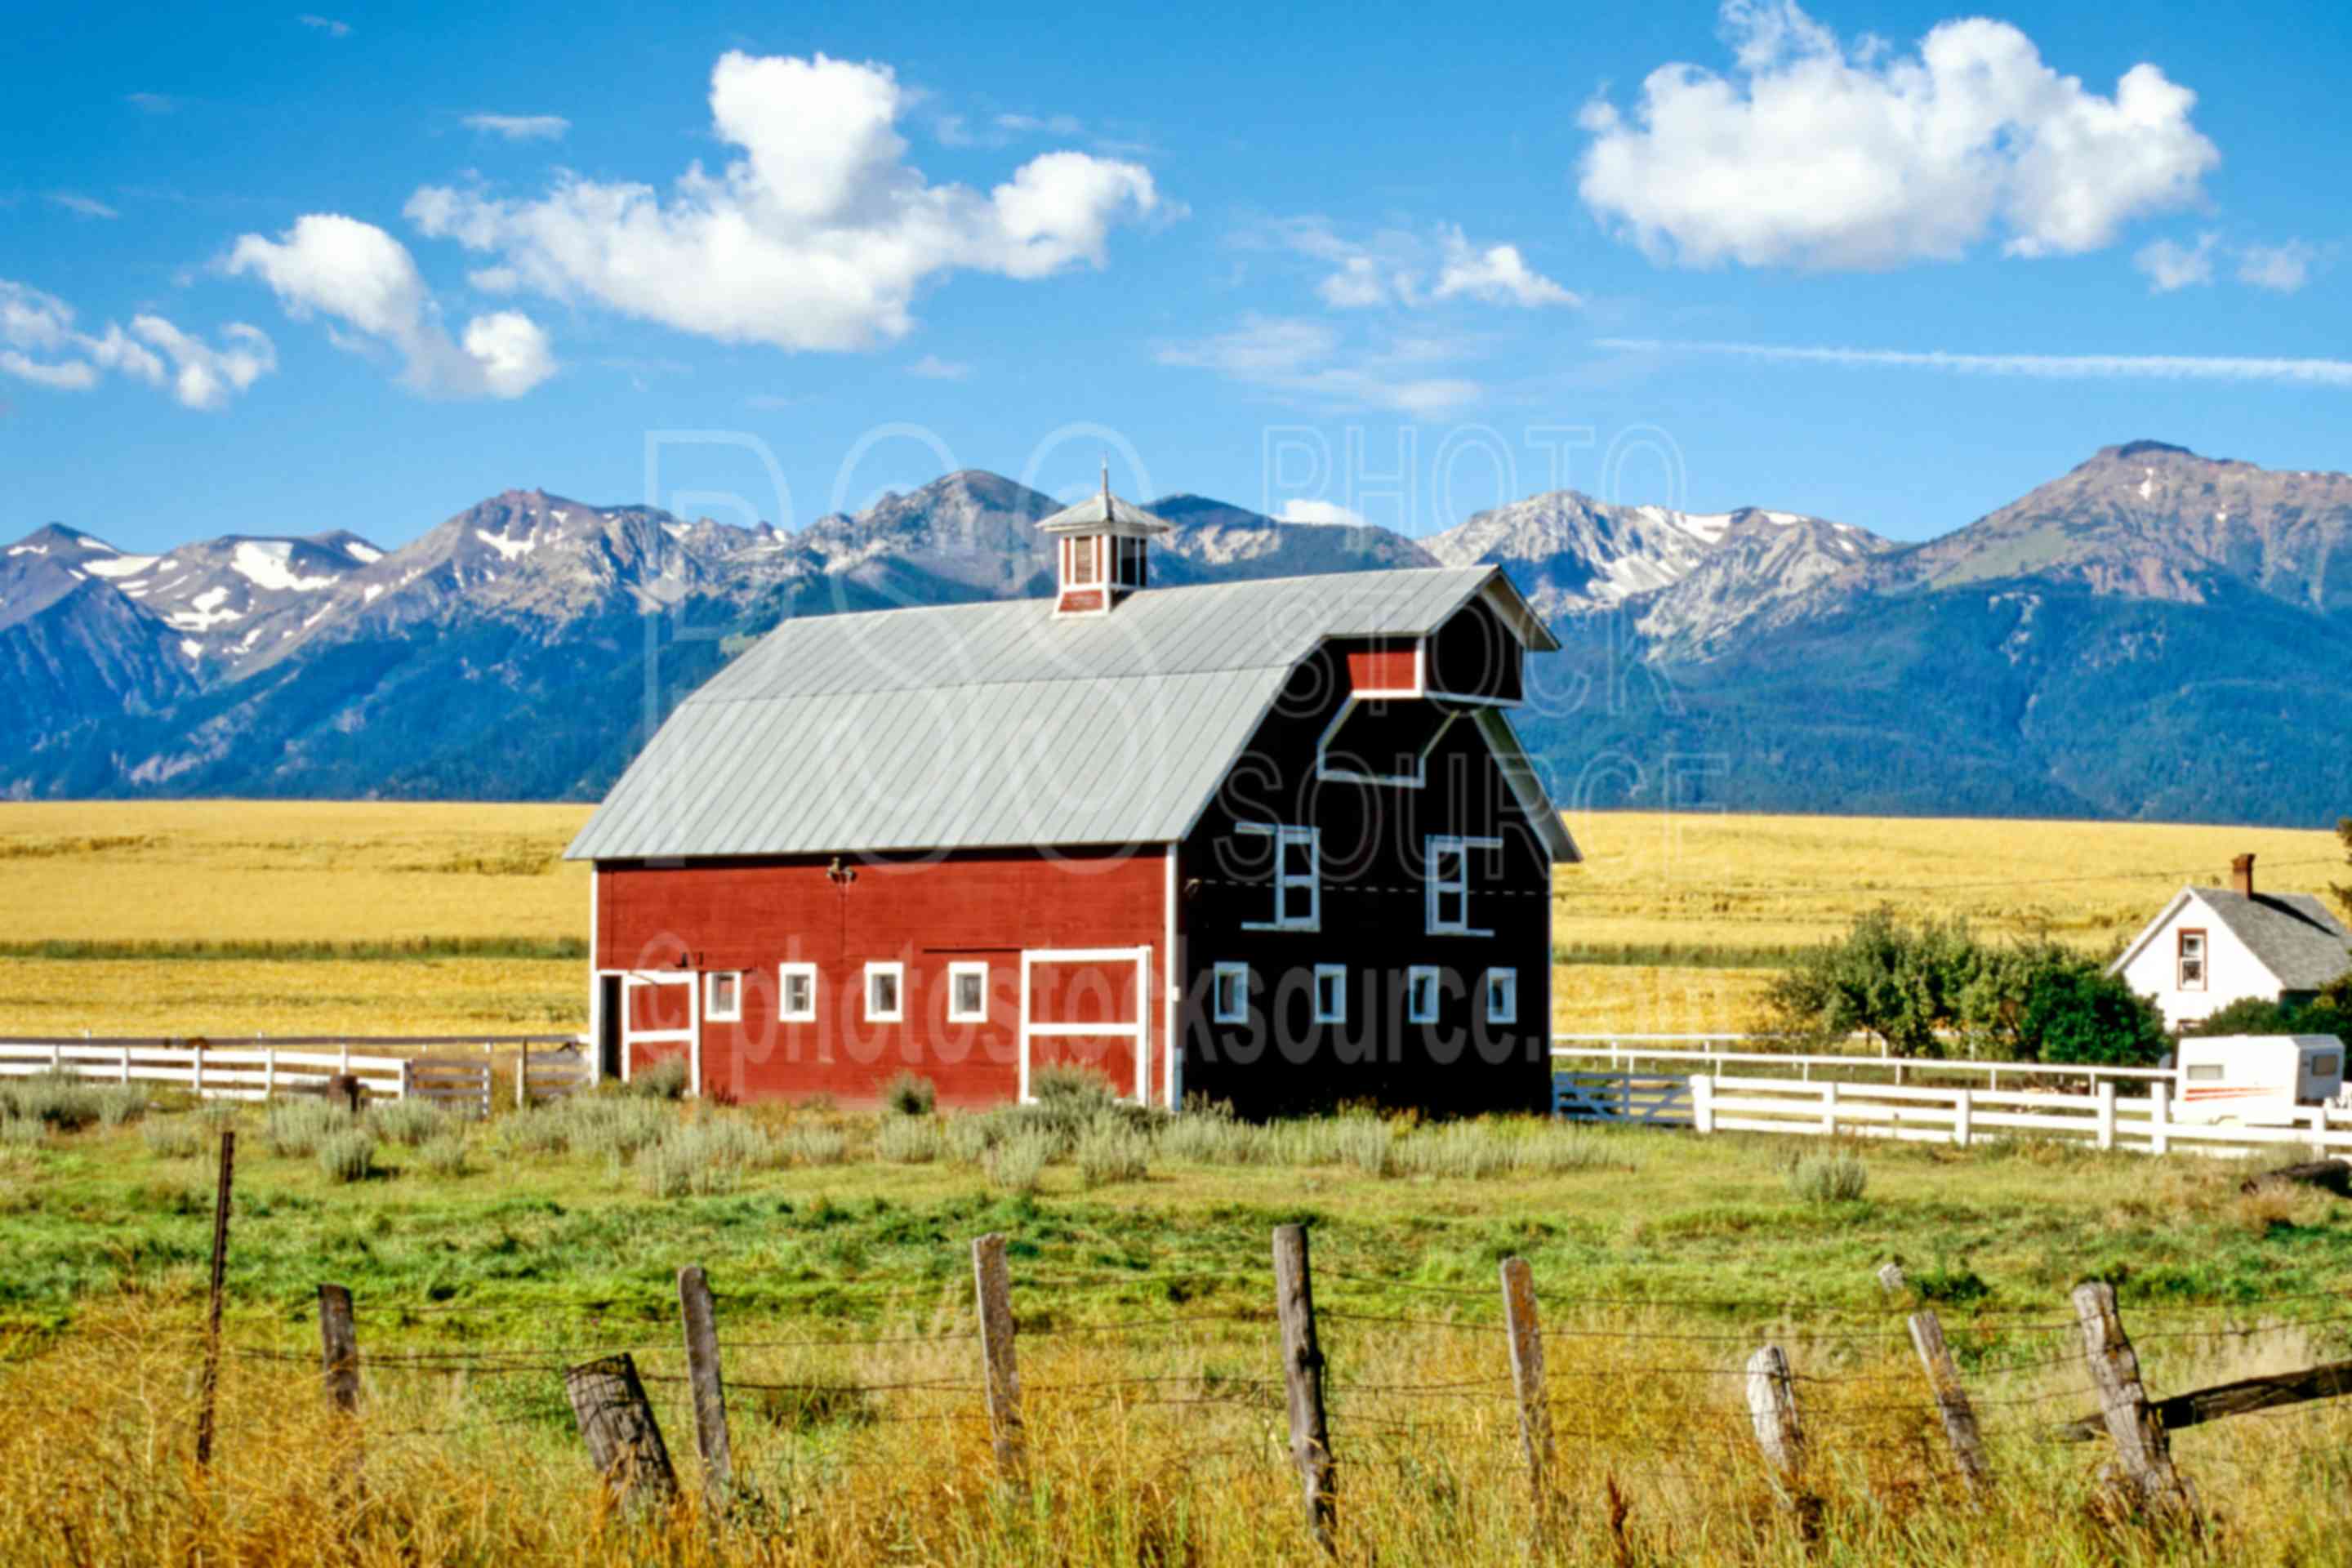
[565,483,1579,1116]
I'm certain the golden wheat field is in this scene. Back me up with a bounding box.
[0,800,2340,1038]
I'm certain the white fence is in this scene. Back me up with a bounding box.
[1553,1033,2173,1092]
[0,1040,412,1102]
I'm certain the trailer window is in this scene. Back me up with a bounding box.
[2313,1054,2341,1078]
[2176,929,2207,990]
[2185,1062,2225,1081]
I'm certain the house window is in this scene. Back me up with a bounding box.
[704,971,742,1023]
[1426,835,1499,936]
[1485,969,1518,1026]
[777,963,817,1023]
[1405,965,1441,1025]
[1213,961,1250,1024]
[947,961,989,1023]
[1239,823,1320,931]
[2177,929,2207,991]
[864,961,904,1023]
[1313,964,1347,1025]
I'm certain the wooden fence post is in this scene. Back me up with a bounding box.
[565,1354,679,1510]
[194,1129,235,1468]
[1953,1087,1973,1148]
[1690,1073,1715,1135]
[1821,1080,1839,1137]
[2072,1281,2195,1524]
[518,1041,530,1111]
[2149,1082,2171,1156]
[1746,1343,1815,1531]
[1499,1258,1556,1531]
[318,1283,359,1414]
[2095,1082,2117,1151]
[676,1265,733,1512]
[1908,1311,1991,1495]
[972,1233,1025,1481]
[1272,1223,1336,1553]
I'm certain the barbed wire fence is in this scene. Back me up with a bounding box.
[178,1190,2352,1552]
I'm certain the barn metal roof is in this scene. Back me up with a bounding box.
[568,565,1570,861]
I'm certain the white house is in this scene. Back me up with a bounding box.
[2109,854,2352,1031]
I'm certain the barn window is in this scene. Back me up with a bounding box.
[1485,969,1518,1025]
[1212,961,1250,1024]
[777,963,817,1023]
[2176,929,2207,990]
[1071,535,1098,586]
[1312,964,1347,1025]
[1426,835,1499,936]
[947,961,989,1023]
[705,971,742,1023]
[1405,965,1441,1025]
[864,961,905,1023]
[1239,823,1320,931]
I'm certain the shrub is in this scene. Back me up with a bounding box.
[1398,1123,1516,1180]
[1075,1116,1152,1186]
[944,1115,1000,1165]
[629,1058,690,1101]
[985,1130,1055,1194]
[416,1132,471,1178]
[142,1118,201,1159]
[1161,1104,1261,1165]
[1,1071,103,1131]
[372,1098,448,1147]
[2185,994,2350,1048]
[266,1097,354,1158]
[1785,1152,1868,1205]
[496,1104,572,1156]
[880,1071,937,1117]
[875,1116,943,1165]
[318,1129,377,1183]
[1515,1125,1613,1173]
[0,1116,44,1152]
[95,1085,148,1128]
[778,1125,848,1167]
[566,1098,669,1163]
[1334,1116,1396,1178]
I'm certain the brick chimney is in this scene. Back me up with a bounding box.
[2230,853,2256,898]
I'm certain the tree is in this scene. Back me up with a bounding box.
[1763,906,1974,1057]
[2018,967,2170,1067]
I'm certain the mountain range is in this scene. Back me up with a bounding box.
[5,440,2348,824]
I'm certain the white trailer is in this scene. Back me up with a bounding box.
[2172,1036,2345,1125]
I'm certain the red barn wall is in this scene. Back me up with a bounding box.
[595,846,1168,1108]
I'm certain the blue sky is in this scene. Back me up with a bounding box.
[6,0,2347,554]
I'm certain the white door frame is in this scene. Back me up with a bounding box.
[1018,946,1152,1104]
[618,969,701,1096]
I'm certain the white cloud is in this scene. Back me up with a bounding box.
[1600,336,2352,388]
[1579,0,2219,269]
[299,14,351,36]
[0,278,274,408]
[1157,314,1484,415]
[47,193,119,220]
[405,51,1159,355]
[463,113,570,142]
[1277,500,1369,527]
[1262,217,1576,310]
[996,113,1083,136]
[2237,240,2316,293]
[907,353,969,380]
[2135,233,2217,292]
[125,91,175,114]
[227,213,556,399]
[1430,228,1579,307]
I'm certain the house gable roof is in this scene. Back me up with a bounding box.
[2110,885,2352,991]
[567,565,1570,861]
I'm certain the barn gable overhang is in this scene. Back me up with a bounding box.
[566,564,1569,864]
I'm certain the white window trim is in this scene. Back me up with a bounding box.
[1312,963,1348,1026]
[947,960,990,1023]
[1486,967,1518,1026]
[703,970,742,1024]
[777,962,817,1023]
[1426,834,1499,937]
[1237,822,1320,932]
[1314,697,1457,790]
[1405,964,1441,1025]
[1212,960,1250,1025]
[864,960,905,1023]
